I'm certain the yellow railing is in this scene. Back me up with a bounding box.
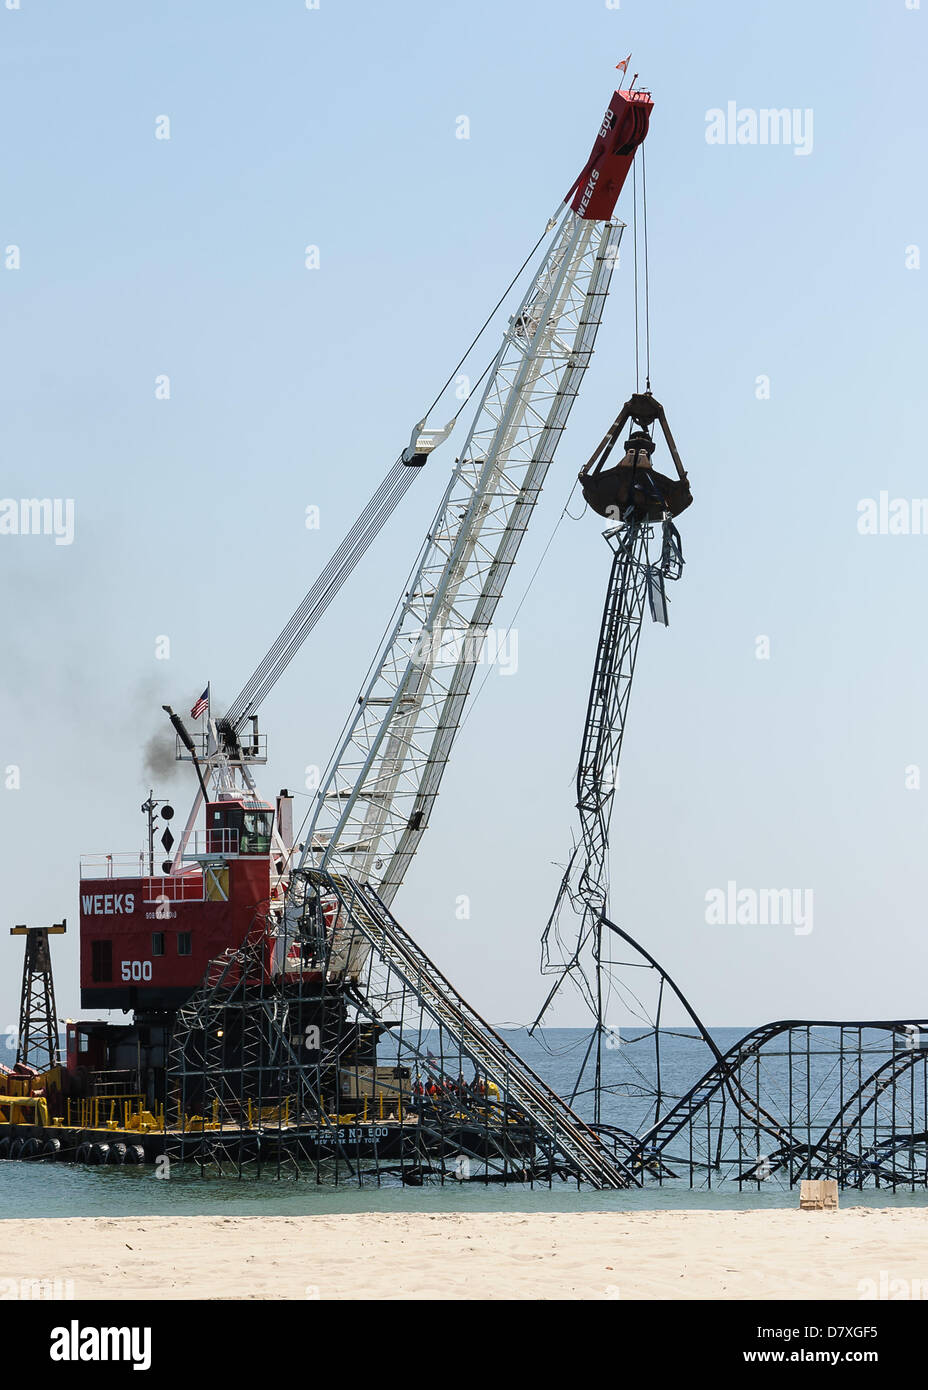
[245,1098,291,1128]
[56,1091,416,1134]
[65,1095,161,1131]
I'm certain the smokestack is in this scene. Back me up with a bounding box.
[276,789,294,852]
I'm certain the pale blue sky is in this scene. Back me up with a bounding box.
[1,0,926,1030]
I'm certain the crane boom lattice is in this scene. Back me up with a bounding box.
[296,210,623,913]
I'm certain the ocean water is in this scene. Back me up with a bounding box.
[3,1026,927,1217]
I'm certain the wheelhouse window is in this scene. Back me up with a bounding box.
[240,810,272,855]
[91,939,112,983]
[177,932,192,957]
[151,932,165,957]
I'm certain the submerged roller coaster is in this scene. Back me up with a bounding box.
[3,68,926,1191]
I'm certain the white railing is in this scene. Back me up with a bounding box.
[184,829,240,858]
[80,852,149,879]
[81,828,240,882]
[174,731,267,764]
[79,855,209,903]
[143,873,208,905]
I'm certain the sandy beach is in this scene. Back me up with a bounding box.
[2,1207,926,1300]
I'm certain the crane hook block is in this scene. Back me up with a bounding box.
[565,87,653,222]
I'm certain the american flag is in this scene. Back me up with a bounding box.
[190,685,209,720]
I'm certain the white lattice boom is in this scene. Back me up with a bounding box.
[296,209,624,909]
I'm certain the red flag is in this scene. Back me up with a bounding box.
[616,54,632,74]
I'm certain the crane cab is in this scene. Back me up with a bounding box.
[205,798,274,856]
